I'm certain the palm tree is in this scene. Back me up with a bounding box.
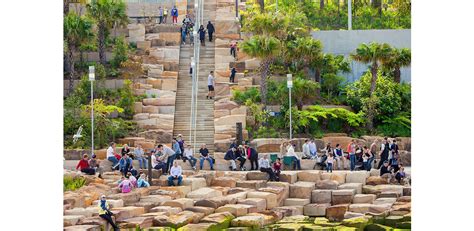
[350,42,392,130]
[86,0,128,65]
[240,35,281,108]
[289,37,324,97]
[383,48,411,83]
[64,12,94,94]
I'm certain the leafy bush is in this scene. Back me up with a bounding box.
[377,112,411,137]
[321,73,346,102]
[64,176,86,191]
[254,126,280,138]
[232,87,261,104]
[111,36,128,68]
[116,79,136,118]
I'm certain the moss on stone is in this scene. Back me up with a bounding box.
[364,224,393,231]
[274,223,306,231]
[333,226,358,231]
[278,215,311,224]
[313,218,341,227]
[384,216,404,227]
[301,225,334,231]
[401,213,411,222]
[341,216,373,231]
[395,221,411,229]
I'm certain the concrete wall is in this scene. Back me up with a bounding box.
[311,29,411,83]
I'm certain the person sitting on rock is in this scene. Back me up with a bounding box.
[121,144,132,158]
[235,145,247,171]
[380,160,393,182]
[302,139,311,159]
[155,144,175,174]
[333,144,344,170]
[98,195,119,231]
[151,149,168,174]
[127,172,138,188]
[76,154,95,175]
[395,165,406,184]
[199,144,214,170]
[168,161,183,186]
[137,173,150,188]
[134,144,147,170]
[88,154,103,178]
[309,139,318,159]
[118,175,133,193]
[119,154,133,177]
[183,144,197,170]
[273,158,282,181]
[106,142,120,170]
[286,143,301,170]
[259,154,276,181]
[224,147,238,171]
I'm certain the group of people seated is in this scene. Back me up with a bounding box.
[117,172,150,193]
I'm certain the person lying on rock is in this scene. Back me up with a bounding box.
[168,161,183,186]
[98,195,119,231]
[259,154,276,181]
[118,175,133,193]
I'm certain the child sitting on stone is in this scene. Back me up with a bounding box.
[137,173,150,188]
[118,176,133,193]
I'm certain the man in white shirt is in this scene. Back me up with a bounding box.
[183,144,197,170]
[207,71,215,99]
[168,161,183,186]
[106,142,119,170]
[258,154,276,181]
[309,140,317,159]
[302,139,311,159]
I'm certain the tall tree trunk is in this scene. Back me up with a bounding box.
[369,63,378,96]
[258,0,265,12]
[314,68,321,98]
[320,0,325,10]
[394,67,401,83]
[98,22,106,65]
[260,60,270,109]
[68,46,75,95]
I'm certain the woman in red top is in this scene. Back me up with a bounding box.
[273,158,282,181]
[76,154,95,175]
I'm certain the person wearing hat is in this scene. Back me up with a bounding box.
[98,195,119,231]
[76,154,95,175]
[88,154,103,178]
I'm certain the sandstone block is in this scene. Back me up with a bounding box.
[303,203,330,217]
[349,203,372,214]
[284,198,310,206]
[236,180,267,189]
[149,206,182,215]
[187,187,223,199]
[331,189,354,205]
[353,194,377,204]
[215,204,252,217]
[315,180,339,190]
[326,204,348,222]
[182,177,207,191]
[297,171,321,182]
[290,181,315,199]
[231,215,264,229]
[345,171,369,185]
[238,198,267,212]
[311,190,332,204]
[212,177,237,187]
[366,176,389,185]
[338,183,363,195]
[279,171,298,184]
[271,206,304,216]
[247,191,278,209]
[161,198,194,210]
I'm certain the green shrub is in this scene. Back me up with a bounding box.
[111,36,128,68]
[232,87,261,104]
[64,176,86,191]
[116,79,136,118]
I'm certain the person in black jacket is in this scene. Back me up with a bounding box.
[224,148,237,171]
[244,143,259,170]
[236,145,247,171]
[198,25,206,46]
[206,21,215,42]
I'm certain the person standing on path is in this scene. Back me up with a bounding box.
[158,6,163,24]
[163,7,168,23]
[230,41,237,59]
[378,138,390,169]
[171,6,178,24]
[181,24,187,45]
[198,25,206,46]
[206,21,215,42]
[245,143,259,171]
[347,139,357,171]
[207,71,215,99]
[230,66,237,83]
[98,195,120,231]
[333,144,344,170]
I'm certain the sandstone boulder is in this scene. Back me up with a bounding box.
[186,187,223,199]
[353,194,377,204]
[161,198,194,210]
[211,177,237,188]
[345,171,369,185]
[311,190,332,204]
[289,181,315,199]
[303,203,330,217]
[200,212,235,230]
[315,180,339,190]
[297,171,321,182]
[279,171,298,184]
[230,215,264,229]
[247,191,278,209]
[326,204,348,222]
[366,176,389,185]
[331,189,354,205]
[338,183,363,195]
[284,198,310,207]
[238,198,267,212]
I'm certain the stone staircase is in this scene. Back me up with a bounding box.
[173,0,217,153]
